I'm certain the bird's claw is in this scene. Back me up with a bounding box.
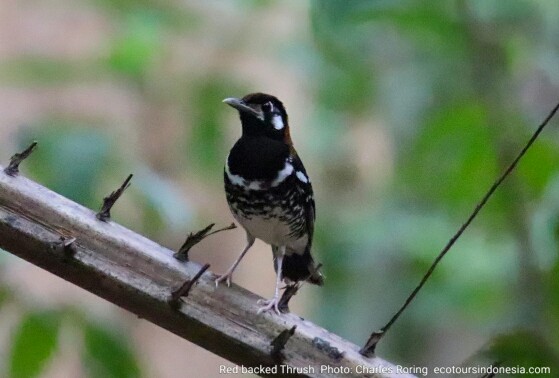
[215,273,232,288]
[257,297,281,315]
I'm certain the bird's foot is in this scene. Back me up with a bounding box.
[257,296,281,315]
[215,273,232,287]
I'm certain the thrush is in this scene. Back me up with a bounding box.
[216,92,323,314]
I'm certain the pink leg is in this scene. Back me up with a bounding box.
[257,247,285,315]
[215,233,255,287]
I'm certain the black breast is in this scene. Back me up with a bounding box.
[227,136,290,181]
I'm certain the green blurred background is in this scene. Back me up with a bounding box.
[1,0,559,377]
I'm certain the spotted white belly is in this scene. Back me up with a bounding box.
[231,211,307,254]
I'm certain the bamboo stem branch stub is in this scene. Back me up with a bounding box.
[4,141,37,176]
[96,174,133,222]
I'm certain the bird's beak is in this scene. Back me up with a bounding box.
[223,97,263,119]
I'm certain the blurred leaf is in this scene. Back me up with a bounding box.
[310,0,376,112]
[487,330,559,375]
[530,175,559,270]
[93,0,198,29]
[352,1,466,48]
[517,139,559,198]
[317,205,515,336]
[188,78,241,176]
[0,285,11,309]
[134,167,193,233]
[460,329,559,378]
[401,103,503,217]
[238,0,275,10]
[9,311,61,378]
[468,0,536,23]
[546,257,559,348]
[83,322,141,378]
[316,62,373,113]
[20,124,111,208]
[108,12,163,80]
[0,59,100,84]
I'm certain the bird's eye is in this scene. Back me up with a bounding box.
[262,101,273,113]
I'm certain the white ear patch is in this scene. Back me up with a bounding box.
[272,114,284,130]
[296,171,309,183]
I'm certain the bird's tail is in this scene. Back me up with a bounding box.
[277,247,324,286]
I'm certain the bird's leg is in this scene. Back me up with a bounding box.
[215,233,255,287]
[257,247,285,315]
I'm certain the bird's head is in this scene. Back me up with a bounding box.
[223,93,292,144]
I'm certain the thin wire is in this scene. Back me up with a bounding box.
[362,102,559,355]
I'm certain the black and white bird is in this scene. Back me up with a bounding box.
[216,92,323,314]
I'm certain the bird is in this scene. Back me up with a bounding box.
[216,92,323,314]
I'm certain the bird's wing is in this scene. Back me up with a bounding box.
[290,152,315,246]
